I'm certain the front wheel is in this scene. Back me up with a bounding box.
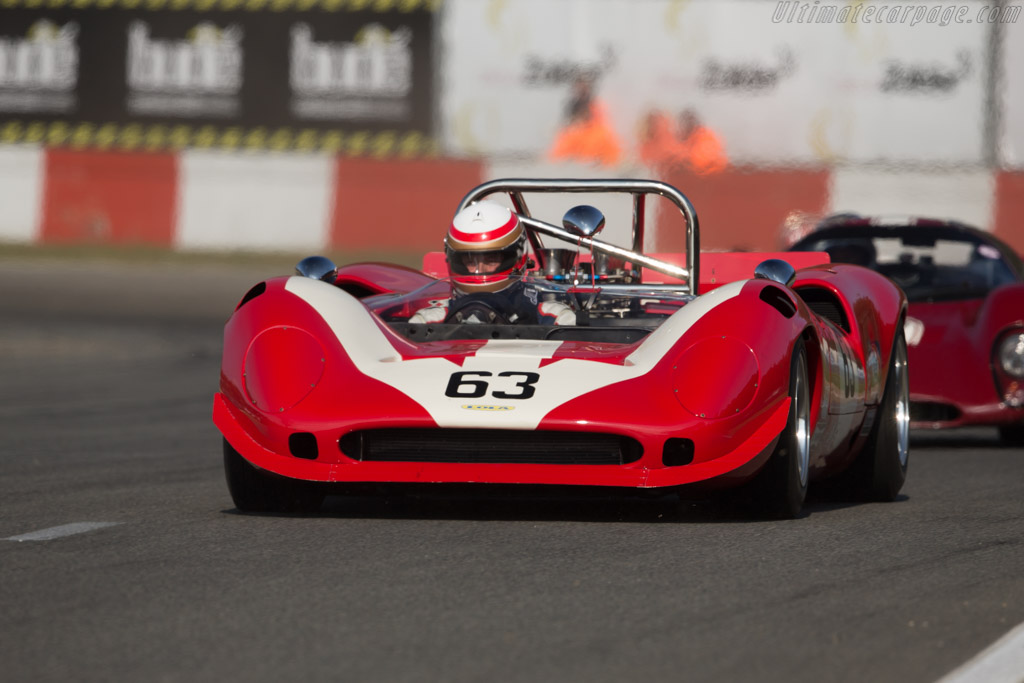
[223,439,324,513]
[753,343,811,519]
[864,331,910,500]
[833,332,910,501]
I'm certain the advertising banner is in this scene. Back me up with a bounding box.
[440,0,993,166]
[0,0,438,154]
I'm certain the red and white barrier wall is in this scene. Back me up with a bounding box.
[1,145,1021,257]
[0,146,483,256]
[2,1,1021,258]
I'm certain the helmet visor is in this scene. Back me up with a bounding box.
[446,245,523,277]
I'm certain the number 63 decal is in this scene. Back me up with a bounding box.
[445,371,540,400]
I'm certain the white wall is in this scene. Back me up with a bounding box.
[1000,12,1024,168]
[441,0,992,166]
[175,150,335,252]
[0,145,43,243]
[830,167,995,227]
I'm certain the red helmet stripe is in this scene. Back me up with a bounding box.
[448,211,520,248]
[455,273,511,285]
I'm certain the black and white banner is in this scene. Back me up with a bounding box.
[0,4,436,151]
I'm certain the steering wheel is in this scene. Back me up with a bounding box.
[443,299,511,325]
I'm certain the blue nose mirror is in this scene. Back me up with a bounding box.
[562,204,606,238]
[296,255,339,282]
[753,258,797,287]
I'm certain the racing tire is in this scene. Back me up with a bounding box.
[223,439,325,514]
[753,343,811,519]
[998,425,1024,447]
[837,332,910,501]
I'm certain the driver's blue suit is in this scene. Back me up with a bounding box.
[410,280,575,325]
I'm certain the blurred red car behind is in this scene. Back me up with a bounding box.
[790,215,1024,445]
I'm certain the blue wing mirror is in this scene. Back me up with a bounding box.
[753,258,797,287]
[296,255,339,282]
[562,204,606,238]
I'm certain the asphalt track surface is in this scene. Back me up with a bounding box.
[2,255,1023,683]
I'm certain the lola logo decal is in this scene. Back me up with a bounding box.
[461,405,515,412]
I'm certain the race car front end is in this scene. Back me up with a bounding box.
[213,276,801,495]
[906,297,1024,432]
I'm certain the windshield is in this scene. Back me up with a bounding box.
[365,276,693,326]
[801,233,1020,302]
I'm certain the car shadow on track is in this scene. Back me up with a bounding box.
[222,485,908,523]
[910,426,1015,450]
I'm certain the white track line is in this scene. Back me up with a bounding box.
[4,522,121,542]
[937,621,1024,683]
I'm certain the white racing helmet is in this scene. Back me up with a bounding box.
[445,201,528,294]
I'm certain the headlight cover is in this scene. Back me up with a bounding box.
[997,331,1024,379]
[244,326,326,413]
[672,337,759,419]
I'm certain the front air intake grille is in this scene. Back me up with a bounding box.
[339,429,643,465]
[289,432,319,460]
[662,438,695,467]
[759,286,796,318]
[910,401,961,423]
[235,282,266,311]
[797,287,850,332]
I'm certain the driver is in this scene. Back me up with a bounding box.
[410,201,576,325]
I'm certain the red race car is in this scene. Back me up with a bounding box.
[789,215,1024,444]
[214,179,909,518]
